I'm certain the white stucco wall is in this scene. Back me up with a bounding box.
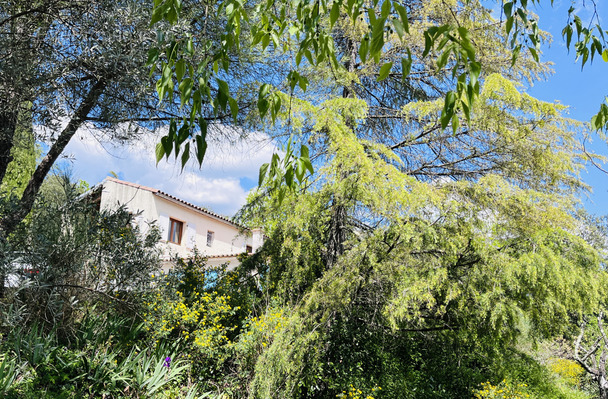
[99,179,159,225]
[153,195,249,259]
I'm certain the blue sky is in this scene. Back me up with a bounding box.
[525,0,608,215]
[60,124,277,216]
[60,0,608,217]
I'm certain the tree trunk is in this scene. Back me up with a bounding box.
[0,109,18,185]
[325,202,347,268]
[0,79,105,239]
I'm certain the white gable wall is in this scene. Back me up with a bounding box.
[99,180,159,225]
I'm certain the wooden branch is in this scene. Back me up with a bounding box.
[575,317,600,376]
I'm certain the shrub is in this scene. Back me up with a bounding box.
[548,358,585,387]
[473,380,531,399]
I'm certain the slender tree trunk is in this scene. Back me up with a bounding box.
[324,35,358,269]
[0,79,105,238]
[0,109,19,185]
[326,201,347,268]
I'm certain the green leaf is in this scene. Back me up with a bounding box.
[195,134,207,166]
[186,38,194,55]
[217,79,230,96]
[528,46,539,62]
[146,48,160,66]
[380,0,391,19]
[295,158,305,182]
[288,70,299,92]
[359,35,369,63]
[370,18,386,58]
[150,4,166,26]
[258,99,270,119]
[181,142,190,167]
[304,49,314,65]
[516,8,528,24]
[284,165,294,188]
[436,48,451,70]
[177,123,189,146]
[179,78,193,105]
[229,97,239,123]
[258,163,269,186]
[506,16,514,37]
[259,83,271,100]
[298,75,309,91]
[511,44,521,66]
[175,59,185,82]
[261,33,270,50]
[469,61,481,88]
[377,62,393,81]
[392,19,405,39]
[602,49,608,62]
[393,2,409,34]
[451,114,459,132]
[277,187,286,204]
[562,24,573,50]
[302,157,313,175]
[155,143,165,165]
[216,79,230,110]
[198,117,207,137]
[440,91,456,130]
[330,2,340,27]
[161,135,172,158]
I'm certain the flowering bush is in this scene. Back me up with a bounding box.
[473,380,531,399]
[336,384,382,399]
[233,307,288,371]
[547,358,585,387]
[143,256,239,361]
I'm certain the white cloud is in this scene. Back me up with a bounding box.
[50,123,278,216]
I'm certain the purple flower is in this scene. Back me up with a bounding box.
[163,356,171,368]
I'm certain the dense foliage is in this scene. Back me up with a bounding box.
[0,0,607,398]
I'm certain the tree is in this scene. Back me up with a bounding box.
[234,80,605,396]
[149,0,608,174]
[0,0,178,239]
[202,1,606,397]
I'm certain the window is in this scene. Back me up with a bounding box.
[206,231,214,247]
[168,218,183,244]
[246,245,253,254]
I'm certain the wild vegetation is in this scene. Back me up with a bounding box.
[1,0,608,398]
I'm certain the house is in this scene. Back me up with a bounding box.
[90,177,263,272]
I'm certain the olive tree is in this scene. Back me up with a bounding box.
[0,0,171,238]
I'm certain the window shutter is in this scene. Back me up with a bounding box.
[159,213,169,240]
[186,223,196,249]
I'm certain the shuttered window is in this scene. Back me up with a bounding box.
[169,218,183,244]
